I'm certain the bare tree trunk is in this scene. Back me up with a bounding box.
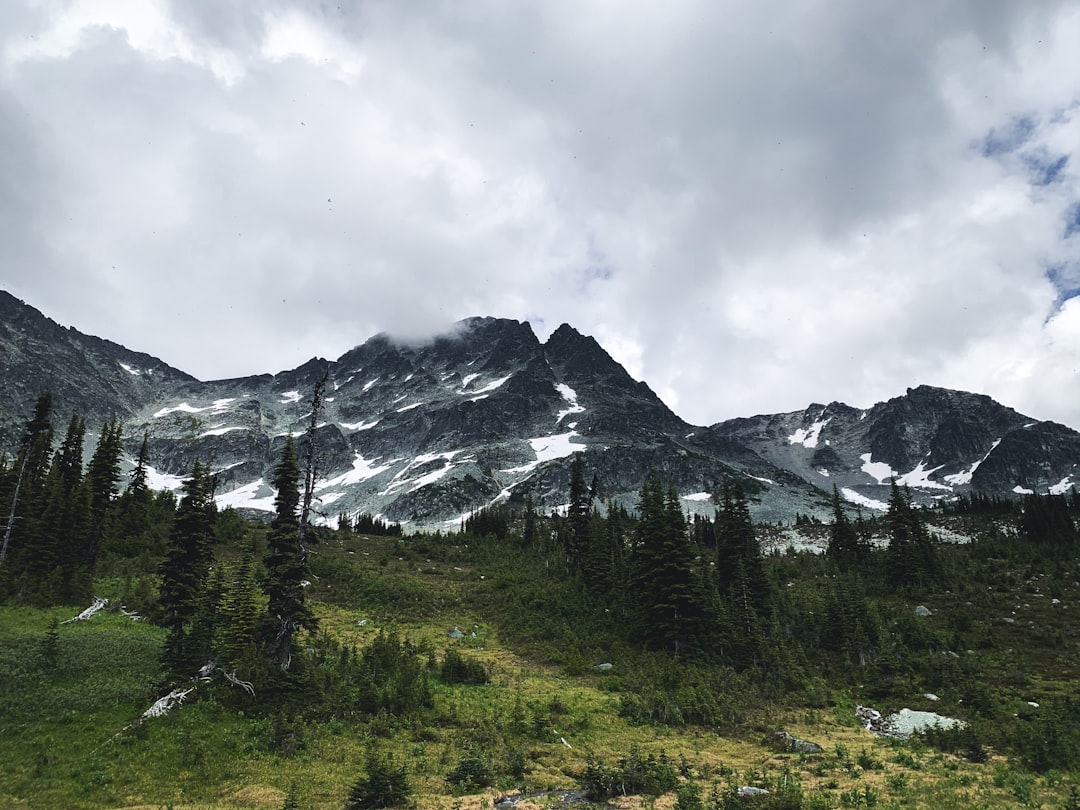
[0,451,29,569]
[299,369,328,548]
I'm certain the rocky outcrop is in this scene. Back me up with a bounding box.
[1,290,1077,528]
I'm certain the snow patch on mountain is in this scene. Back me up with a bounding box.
[468,374,512,395]
[382,451,464,495]
[788,419,829,448]
[502,431,585,474]
[682,492,712,502]
[1049,476,1074,495]
[362,378,379,392]
[895,463,951,491]
[556,384,586,422]
[118,361,141,376]
[396,402,423,412]
[279,391,302,404]
[1013,485,1035,495]
[143,464,188,491]
[200,426,246,437]
[860,454,895,485]
[154,399,235,418]
[320,453,396,489]
[841,487,888,511]
[216,479,276,512]
[944,439,1001,486]
[340,418,380,431]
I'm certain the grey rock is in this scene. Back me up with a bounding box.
[767,730,824,754]
[915,605,932,617]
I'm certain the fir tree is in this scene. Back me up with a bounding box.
[884,483,940,588]
[261,436,317,670]
[567,452,591,570]
[631,475,708,654]
[1,392,55,593]
[826,485,868,567]
[158,462,217,677]
[84,418,124,573]
[220,540,260,672]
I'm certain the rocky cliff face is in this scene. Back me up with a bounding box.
[1,291,1077,527]
[705,385,1078,510]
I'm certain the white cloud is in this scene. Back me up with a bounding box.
[2,0,1079,429]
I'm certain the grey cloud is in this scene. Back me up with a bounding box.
[3,1,1080,430]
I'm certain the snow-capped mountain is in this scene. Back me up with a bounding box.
[1,290,1077,527]
[705,385,1080,511]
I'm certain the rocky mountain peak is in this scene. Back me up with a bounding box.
[1,289,1077,527]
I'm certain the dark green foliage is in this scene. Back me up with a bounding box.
[884,483,941,589]
[918,722,988,764]
[355,631,433,717]
[439,647,489,685]
[567,452,591,569]
[158,461,217,676]
[631,475,709,654]
[346,751,411,809]
[218,542,260,672]
[582,747,678,799]
[84,418,124,573]
[1014,697,1080,773]
[261,436,317,670]
[826,486,869,567]
[1018,492,1078,550]
[302,630,432,723]
[464,504,510,539]
[446,749,495,794]
[346,512,402,537]
[1,391,56,600]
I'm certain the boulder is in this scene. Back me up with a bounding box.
[766,730,824,754]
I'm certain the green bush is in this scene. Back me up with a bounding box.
[345,751,410,809]
[439,648,489,685]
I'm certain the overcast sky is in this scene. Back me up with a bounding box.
[3,1,1080,429]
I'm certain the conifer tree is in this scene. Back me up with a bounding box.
[826,485,868,567]
[84,418,124,573]
[37,416,91,603]
[631,475,708,653]
[158,461,217,677]
[220,539,260,671]
[567,453,591,570]
[261,436,317,670]
[716,480,768,611]
[884,482,940,588]
[1,392,55,593]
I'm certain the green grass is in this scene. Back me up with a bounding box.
[3,526,1080,809]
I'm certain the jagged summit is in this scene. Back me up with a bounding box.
[1,290,1077,526]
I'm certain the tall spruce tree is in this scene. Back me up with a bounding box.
[567,453,591,570]
[158,461,217,677]
[261,436,317,670]
[84,418,124,573]
[884,482,940,588]
[38,416,91,603]
[631,475,708,654]
[1,392,55,596]
[826,485,868,567]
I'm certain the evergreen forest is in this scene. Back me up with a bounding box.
[3,390,1080,809]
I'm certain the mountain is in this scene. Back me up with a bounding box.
[1,290,1077,527]
[705,386,1080,510]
